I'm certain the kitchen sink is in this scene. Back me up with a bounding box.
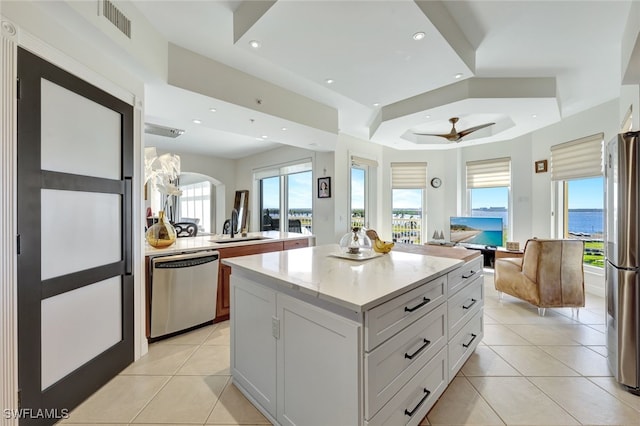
[209,236,271,244]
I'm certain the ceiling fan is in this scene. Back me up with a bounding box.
[414,117,495,142]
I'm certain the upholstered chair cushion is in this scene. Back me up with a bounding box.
[494,239,585,309]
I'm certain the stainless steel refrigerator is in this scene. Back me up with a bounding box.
[605,131,640,395]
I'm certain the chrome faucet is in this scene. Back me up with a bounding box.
[230,208,238,238]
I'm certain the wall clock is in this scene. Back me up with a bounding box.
[430,177,442,188]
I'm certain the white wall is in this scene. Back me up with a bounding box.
[155,149,236,233]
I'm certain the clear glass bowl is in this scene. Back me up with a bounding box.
[339,227,372,256]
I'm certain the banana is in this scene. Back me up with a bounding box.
[365,229,394,253]
[373,237,394,253]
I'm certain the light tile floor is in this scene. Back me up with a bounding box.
[62,272,640,426]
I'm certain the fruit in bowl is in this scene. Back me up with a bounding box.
[365,229,395,254]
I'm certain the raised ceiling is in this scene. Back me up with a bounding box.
[133,0,636,157]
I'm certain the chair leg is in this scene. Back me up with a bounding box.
[498,291,503,300]
[571,308,579,317]
[537,307,546,316]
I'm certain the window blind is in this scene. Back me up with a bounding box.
[550,133,603,181]
[391,162,427,189]
[466,157,511,188]
[254,159,312,180]
[351,155,378,168]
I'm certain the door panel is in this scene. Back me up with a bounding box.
[40,78,122,179]
[17,47,133,424]
[41,277,122,390]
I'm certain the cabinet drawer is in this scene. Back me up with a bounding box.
[365,303,446,419]
[365,275,446,351]
[447,276,483,338]
[365,347,447,426]
[447,256,482,296]
[283,239,308,250]
[448,310,483,382]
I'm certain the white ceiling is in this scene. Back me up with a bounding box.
[131,0,636,158]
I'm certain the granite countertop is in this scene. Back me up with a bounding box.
[144,231,311,256]
[222,244,464,312]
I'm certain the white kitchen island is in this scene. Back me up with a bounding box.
[223,244,484,426]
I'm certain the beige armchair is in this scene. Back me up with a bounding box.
[494,239,585,316]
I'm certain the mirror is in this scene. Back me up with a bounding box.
[234,190,249,233]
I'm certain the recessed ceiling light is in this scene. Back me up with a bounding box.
[373,103,380,107]
[425,115,431,119]
[192,119,202,124]
[261,135,268,139]
[532,114,538,118]
[412,32,426,41]
[454,73,463,79]
[249,40,261,49]
[325,78,334,84]
[281,127,287,131]
[209,108,217,113]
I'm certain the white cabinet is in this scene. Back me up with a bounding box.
[276,294,360,426]
[446,257,484,383]
[230,276,277,416]
[231,276,360,426]
[230,252,484,426]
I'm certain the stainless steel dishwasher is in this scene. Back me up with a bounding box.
[150,250,219,338]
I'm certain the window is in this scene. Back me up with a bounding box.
[351,166,366,229]
[466,158,511,246]
[551,133,604,267]
[563,177,604,267]
[391,162,427,244]
[257,160,313,234]
[350,155,377,229]
[178,180,211,233]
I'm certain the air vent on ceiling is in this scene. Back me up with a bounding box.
[99,0,131,38]
[144,123,185,139]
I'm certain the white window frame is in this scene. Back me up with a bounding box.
[465,158,512,242]
[391,162,427,244]
[350,155,378,230]
[255,159,313,232]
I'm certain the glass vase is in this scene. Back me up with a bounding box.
[146,210,177,248]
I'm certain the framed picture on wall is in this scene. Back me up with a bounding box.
[535,159,548,173]
[318,177,331,198]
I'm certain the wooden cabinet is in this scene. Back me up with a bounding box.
[283,238,308,250]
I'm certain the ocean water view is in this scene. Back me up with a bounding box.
[568,209,603,235]
[471,208,603,237]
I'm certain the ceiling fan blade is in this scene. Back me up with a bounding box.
[456,122,495,139]
[413,132,456,138]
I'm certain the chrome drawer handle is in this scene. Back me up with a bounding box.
[462,333,478,348]
[404,339,431,360]
[404,388,431,417]
[462,270,476,279]
[462,299,478,310]
[404,297,431,313]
